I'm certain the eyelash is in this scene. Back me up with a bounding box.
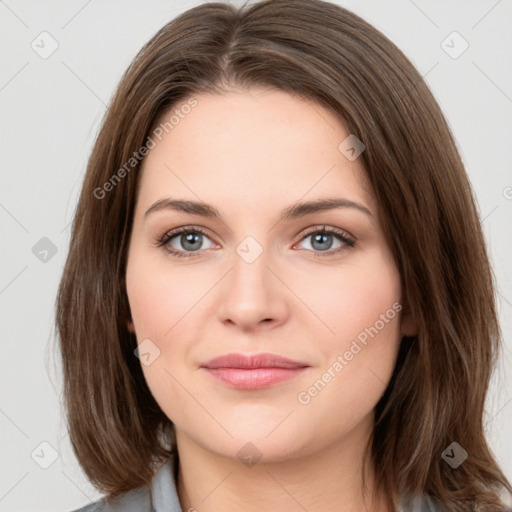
[155,225,356,259]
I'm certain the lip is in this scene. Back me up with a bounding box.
[200,353,310,390]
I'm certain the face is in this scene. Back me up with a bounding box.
[125,87,413,463]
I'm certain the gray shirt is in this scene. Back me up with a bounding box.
[68,453,495,512]
[70,453,182,512]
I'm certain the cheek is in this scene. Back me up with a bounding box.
[125,245,193,338]
[126,255,197,425]
[126,275,175,337]
[125,247,213,363]
[302,250,403,401]
[303,248,402,353]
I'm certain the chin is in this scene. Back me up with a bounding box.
[188,421,319,465]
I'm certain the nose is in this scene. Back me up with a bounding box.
[215,242,289,332]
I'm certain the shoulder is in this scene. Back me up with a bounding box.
[67,484,151,512]
[66,455,180,512]
[68,501,106,512]
[66,483,150,511]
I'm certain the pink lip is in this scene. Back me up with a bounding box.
[201,353,310,390]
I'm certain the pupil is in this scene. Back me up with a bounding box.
[183,233,201,250]
[313,232,332,251]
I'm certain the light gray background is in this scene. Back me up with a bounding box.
[1,1,511,511]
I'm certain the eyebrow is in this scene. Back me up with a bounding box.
[144,197,373,220]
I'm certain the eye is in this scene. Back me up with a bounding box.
[294,225,356,257]
[155,225,356,259]
[156,226,216,258]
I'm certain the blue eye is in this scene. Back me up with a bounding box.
[295,226,356,257]
[157,227,214,258]
[156,225,356,259]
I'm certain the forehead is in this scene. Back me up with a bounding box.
[137,88,373,216]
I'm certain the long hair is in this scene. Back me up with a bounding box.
[55,1,511,510]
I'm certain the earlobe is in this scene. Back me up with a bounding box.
[127,320,136,333]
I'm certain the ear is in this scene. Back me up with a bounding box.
[127,320,136,333]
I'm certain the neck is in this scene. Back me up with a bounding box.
[175,425,391,512]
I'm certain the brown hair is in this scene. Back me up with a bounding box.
[55,0,512,510]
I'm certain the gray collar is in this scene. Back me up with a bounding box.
[150,453,183,512]
[98,453,182,512]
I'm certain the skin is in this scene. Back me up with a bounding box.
[125,87,417,512]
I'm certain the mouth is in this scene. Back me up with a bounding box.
[200,353,310,390]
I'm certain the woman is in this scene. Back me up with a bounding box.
[56,0,512,510]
